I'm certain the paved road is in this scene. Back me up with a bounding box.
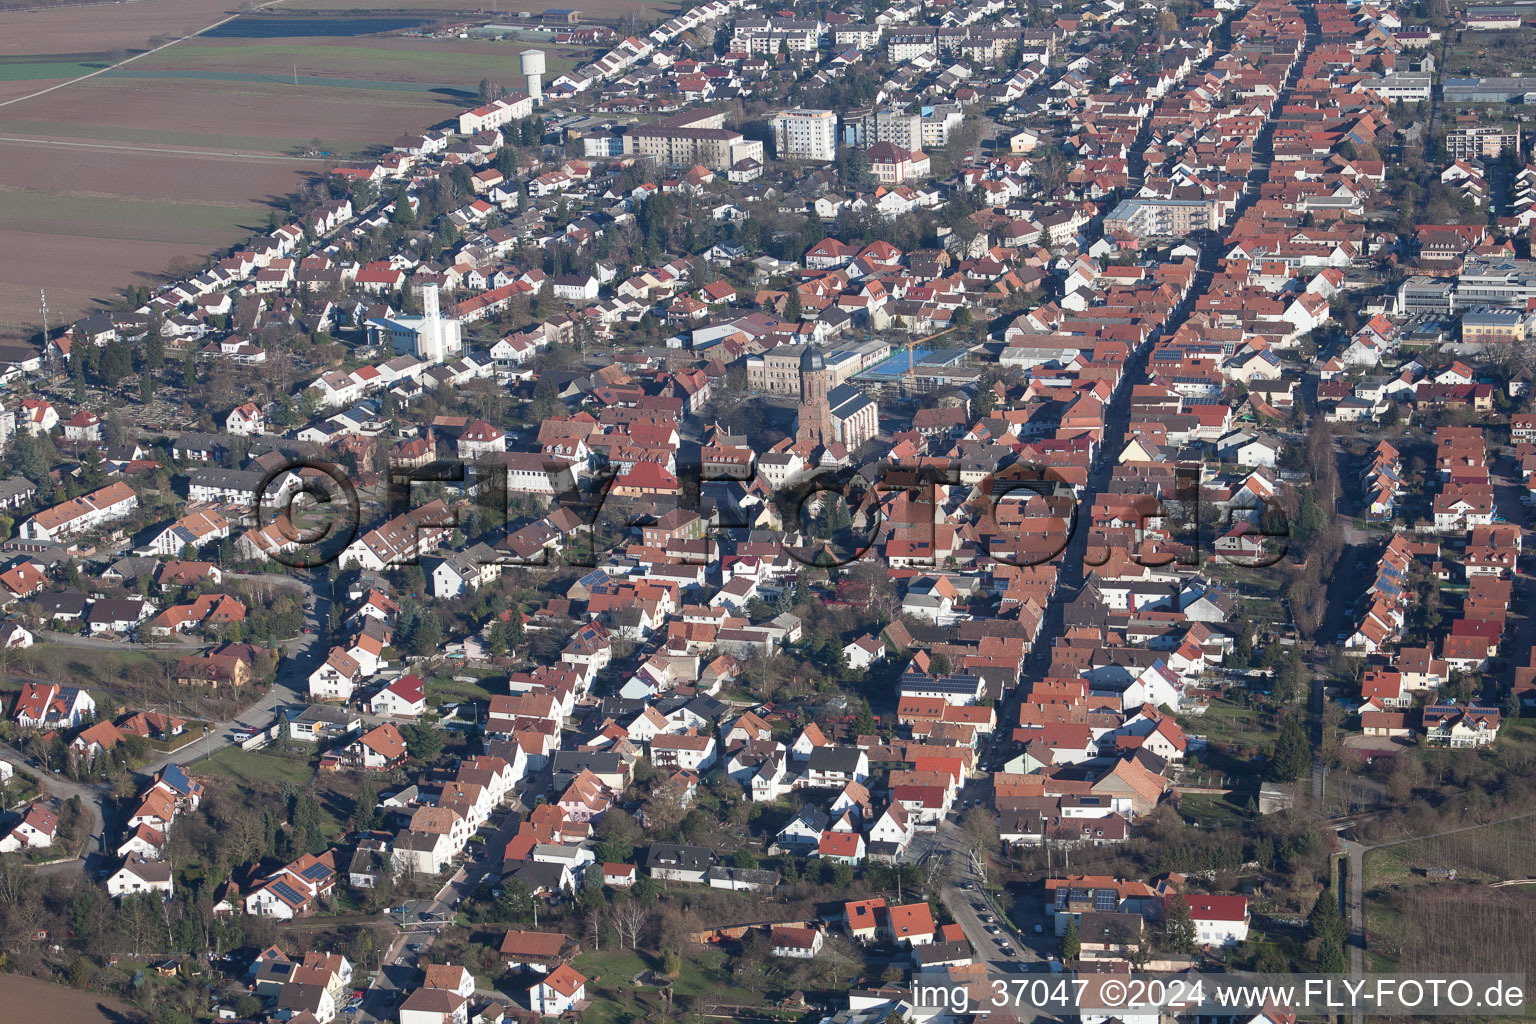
[0,0,292,111]
[34,629,198,650]
[933,819,1043,972]
[4,576,330,874]
[361,805,524,1021]
[0,738,112,873]
[1340,809,1536,982]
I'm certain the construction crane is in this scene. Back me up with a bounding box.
[898,322,963,390]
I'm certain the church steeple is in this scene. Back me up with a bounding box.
[795,344,833,448]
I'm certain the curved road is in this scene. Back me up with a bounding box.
[4,575,330,876]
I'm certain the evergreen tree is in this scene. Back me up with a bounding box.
[498,880,534,920]
[1163,895,1197,953]
[784,289,802,322]
[410,611,444,655]
[352,781,379,832]
[1061,920,1081,962]
[1270,715,1313,781]
[392,185,414,225]
[144,327,164,371]
[406,722,445,762]
[1309,887,1348,972]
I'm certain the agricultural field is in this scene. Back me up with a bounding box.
[282,0,681,15]
[0,973,139,1024]
[1363,819,1536,977]
[0,2,587,336]
[0,0,237,56]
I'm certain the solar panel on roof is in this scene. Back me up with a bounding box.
[1094,889,1117,912]
[271,880,306,904]
[301,863,332,881]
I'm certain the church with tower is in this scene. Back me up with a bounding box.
[793,344,880,460]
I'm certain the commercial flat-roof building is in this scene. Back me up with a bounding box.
[1458,257,1536,308]
[1398,275,1457,315]
[1444,76,1536,103]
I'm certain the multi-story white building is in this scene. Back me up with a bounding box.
[920,105,965,148]
[887,30,937,61]
[872,108,923,150]
[731,17,822,53]
[456,93,534,135]
[772,108,838,162]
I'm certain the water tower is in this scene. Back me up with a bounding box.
[521,48,546,106]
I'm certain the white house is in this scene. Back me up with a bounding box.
[0,803,58,852]
[225,402,265,436]
[551,274,599,302]
[770,926,825,958]
[392,828,457,877]
[528,964,587,1016]
[11,682,96,730]
[107,854,175,899]
[367,674,427,718]
[309,649,364,701]
[1172,893,1249,947]
[843,634,885,670]
[243,851,337,918]
[397,988,465,1024]
[649,731,717,772]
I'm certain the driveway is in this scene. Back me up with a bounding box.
[360,807,524,1020]
[4,575,332,873]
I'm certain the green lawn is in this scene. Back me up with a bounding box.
[8,643,180,689]
[424,669,501,707]
[1181,693,1272,749]
[1176,791,1253,827]
[569,947,786,1024]
[199,745,316,788]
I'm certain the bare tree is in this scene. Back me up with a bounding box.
[611,900,647,950]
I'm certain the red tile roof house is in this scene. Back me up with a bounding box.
[602,862,636,887]
[499,929,571,972]
[1167,893,1249,947]
[0,803,58,852]
[243,851,338,919]
[769,925,825,958]
[815,829,867,864]
[366,674,428,718]
[886,901,936,945]
[335,723,409,771]
[844,897,887,941]
[528,963,587,1016]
